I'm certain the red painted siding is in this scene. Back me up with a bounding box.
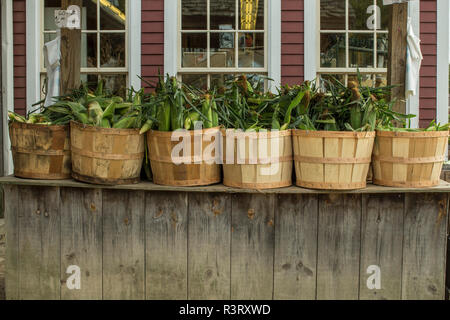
[13,0,26,115]
[281,0,304,85]
[419,0,437,128]
[141,0,164,89]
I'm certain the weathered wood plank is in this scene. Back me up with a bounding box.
[388,3,408,115]
[359,194,404,300]
[317,194,361,300]
[402,193,448,300]
[4,185,19,300]
[60,188,102,300]
[274,194,318,300]
[2,176,450,195]
[18,186,61,300]
[60,0,81,94]
[231,194,275,300]
[103,190,145,300]
[188,193,231,300]
[146,192,188,300]
[0,186,4,219]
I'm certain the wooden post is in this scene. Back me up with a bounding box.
[60,0,82,95]
[387,3,408,115]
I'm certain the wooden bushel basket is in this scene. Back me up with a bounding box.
[372,130,449,188]
[222,129,293,190]
[9,122,71,180]
[293,130,375,190]
[147,128,221,186]
[70,121,145,185]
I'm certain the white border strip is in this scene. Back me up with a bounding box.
[164,0,177,76]
[128,0,142,89]
[304,0,317,81]
[1,0,14,175]
[436,0,449,127]
[268,0,281,90]
[26,0,41,113]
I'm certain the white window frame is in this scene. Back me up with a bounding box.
[26,0,141,112]
[317,0,389,84]
[305,0,422,127]
[165,0,281,90]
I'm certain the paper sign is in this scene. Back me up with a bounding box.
[55,5,81,29]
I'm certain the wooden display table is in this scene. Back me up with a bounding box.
[1,176,449,300]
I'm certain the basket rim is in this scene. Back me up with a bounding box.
[10,121,69,131]
[70,120,141,135]
[376,130,449,137]
[148,126,221,138]
[220,129,292,138]
[292,130,375,138]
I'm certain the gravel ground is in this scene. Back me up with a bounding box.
[0,219,5,300]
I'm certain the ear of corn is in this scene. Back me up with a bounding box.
[158,100,171,131]
[202,95,213,129]
[8,112,26,123]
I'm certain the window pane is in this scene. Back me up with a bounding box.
[211,33,235,68]
[81,33,97,68]
[44,33,57,44]
[378,0,390,30]
[100,0,126,30]
[82,0,98,30]
[182,33,207,67]
[239,0,264,30]
[80,74,99,88]
[211,0,235,30]
[182,0,207,30]
[211,74,235,88]
[182,74,208,90]
[44,0,61,31]
[238,33,264,68]
[100,33,126,67]
[320,74,346,86]
[377,33,388,68]
[349,33,374,68]
[320,34,346,68]
[244,74,266,89]
[348,74,374,87]
[349,0,374,30]
[101,74,127,97]
[320,0,346,30]
[375,74,387,87]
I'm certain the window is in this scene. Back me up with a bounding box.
[178,0,268,89]
[319,0,389,87]
[42,0,128,96]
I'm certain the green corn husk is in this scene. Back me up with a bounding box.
[88,101,103,126]
[202,94,213,129]
[184,112,201,130]
[158,100,171,131]
[102,101,116,119]
[113,116,137,129]
[211,98,219,127]
[101,118,111,128]
[139,119,153,134]
[171,92,185,131]
[8,111,26,123]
